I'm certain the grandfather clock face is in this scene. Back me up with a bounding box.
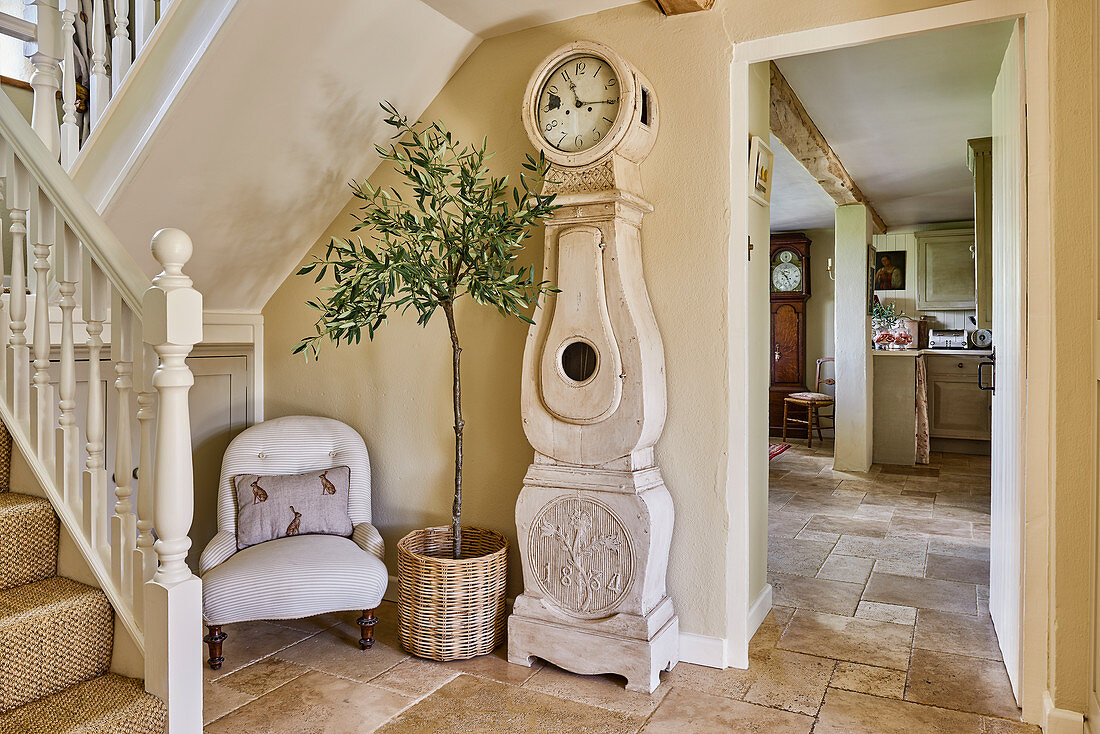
[771,249,806,294]
[536,55,623,153]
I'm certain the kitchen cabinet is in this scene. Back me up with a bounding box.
[925,355,991,440]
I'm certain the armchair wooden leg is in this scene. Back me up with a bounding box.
[782,401,789,443]
[358,609,378,650]
[204,625,227,670]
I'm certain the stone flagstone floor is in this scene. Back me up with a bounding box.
[201,440,1040,732]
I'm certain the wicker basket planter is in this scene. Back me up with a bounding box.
[397,526,508,661]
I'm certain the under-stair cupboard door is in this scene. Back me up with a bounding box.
[187,355,249,571]
[989,20,1025,702]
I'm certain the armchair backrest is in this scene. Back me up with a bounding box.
[216,415,372,538]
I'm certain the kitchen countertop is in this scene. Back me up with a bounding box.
[872,348,993,357]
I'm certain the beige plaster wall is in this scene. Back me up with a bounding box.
[263,3,738,638]
[261,0,1098,663]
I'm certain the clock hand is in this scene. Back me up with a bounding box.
[575,98,618,106]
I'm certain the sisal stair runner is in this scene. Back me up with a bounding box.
[0,425,165,733]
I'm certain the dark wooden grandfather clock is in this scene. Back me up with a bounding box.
[769,233,811,436]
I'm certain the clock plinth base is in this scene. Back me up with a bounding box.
[508,610,679,693]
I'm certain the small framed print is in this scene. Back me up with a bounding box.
[748,135,774,206]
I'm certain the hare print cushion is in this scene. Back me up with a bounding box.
[234,466,353,549]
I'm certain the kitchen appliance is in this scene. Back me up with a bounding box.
[928,329,969,349]
[970,329,993,348]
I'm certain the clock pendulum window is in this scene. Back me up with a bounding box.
[508,41,678,693]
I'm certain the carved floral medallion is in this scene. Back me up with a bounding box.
[529,496,635,618]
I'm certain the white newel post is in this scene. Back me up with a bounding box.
[24,0,62,157]
[142,228,202,734]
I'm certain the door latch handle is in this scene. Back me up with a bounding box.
[978,361,995,393]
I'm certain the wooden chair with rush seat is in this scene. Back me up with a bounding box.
[782,357,835,448]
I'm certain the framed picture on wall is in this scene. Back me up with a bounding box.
[873,250,906,291]
[748,136,774,206]
[867,246,877,314]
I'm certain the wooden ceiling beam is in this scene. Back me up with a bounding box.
[769,62,887,234]
[652,0,714,15]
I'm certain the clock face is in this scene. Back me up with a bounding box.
[536,55,621,153]
[772,262,802,292]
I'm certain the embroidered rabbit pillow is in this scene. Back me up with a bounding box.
[234,466,353,549]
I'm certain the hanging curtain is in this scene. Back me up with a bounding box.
[915,355,931,464]
[70,0,112,144]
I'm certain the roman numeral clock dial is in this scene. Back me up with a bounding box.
[537,55,621,153]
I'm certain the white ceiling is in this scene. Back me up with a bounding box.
[420,0,646,38]
[771,20,1015,231]
[769,135,837,231]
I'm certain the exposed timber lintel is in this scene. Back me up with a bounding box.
[769,61,887,234]
[652,0,714,16]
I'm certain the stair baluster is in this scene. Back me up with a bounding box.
[7,156,30,429]
[132,343,156,626]
[82,255,109,560]
[30,188,56,462]
[56,224,80,509]
[143,228,203,734]
[25,0,61,158]
[132,0,155,56]
[111,0,132,93]
[0,140,10,391]
[59,0,78,169]
[111,296,137,602]
[89,0,109,126]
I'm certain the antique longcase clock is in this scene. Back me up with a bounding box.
[769,233,812,435]
[508,41,678,693]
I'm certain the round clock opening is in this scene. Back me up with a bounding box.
[561,340,598,383]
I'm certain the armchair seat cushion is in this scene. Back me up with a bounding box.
[201,534,387,626]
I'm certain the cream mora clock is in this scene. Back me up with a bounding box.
[508,41,678,693]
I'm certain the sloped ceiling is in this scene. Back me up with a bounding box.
[91,0,647,312]
[770,20,1014,231]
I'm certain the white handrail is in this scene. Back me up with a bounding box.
[0,10,35,42]
[0,91,147,312]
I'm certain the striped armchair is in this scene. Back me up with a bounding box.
[198,416,388,670]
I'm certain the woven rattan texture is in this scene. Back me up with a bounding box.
[0,493,58,591]
[0,422,10,492]
[0,673,166,733]
[398,526,508,662]
[0,577,114,712]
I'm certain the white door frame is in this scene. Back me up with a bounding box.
[726,0,1051,722]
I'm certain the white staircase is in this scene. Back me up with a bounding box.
[0,1,204,730]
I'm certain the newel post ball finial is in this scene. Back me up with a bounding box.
[150,227,194,286]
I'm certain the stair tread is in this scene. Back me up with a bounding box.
[0,576,114,713]
[0,673,166,734]
[0,492,58,591]
[0,576,104,620]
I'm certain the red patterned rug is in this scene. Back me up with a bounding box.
[769,443,791,461]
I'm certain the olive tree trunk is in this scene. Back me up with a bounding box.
[443,301,463,559]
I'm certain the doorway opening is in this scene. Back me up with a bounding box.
[731,5,1045,727]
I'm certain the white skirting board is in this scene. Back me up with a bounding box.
[384,574,736,670]
[1042,691,1084,734]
